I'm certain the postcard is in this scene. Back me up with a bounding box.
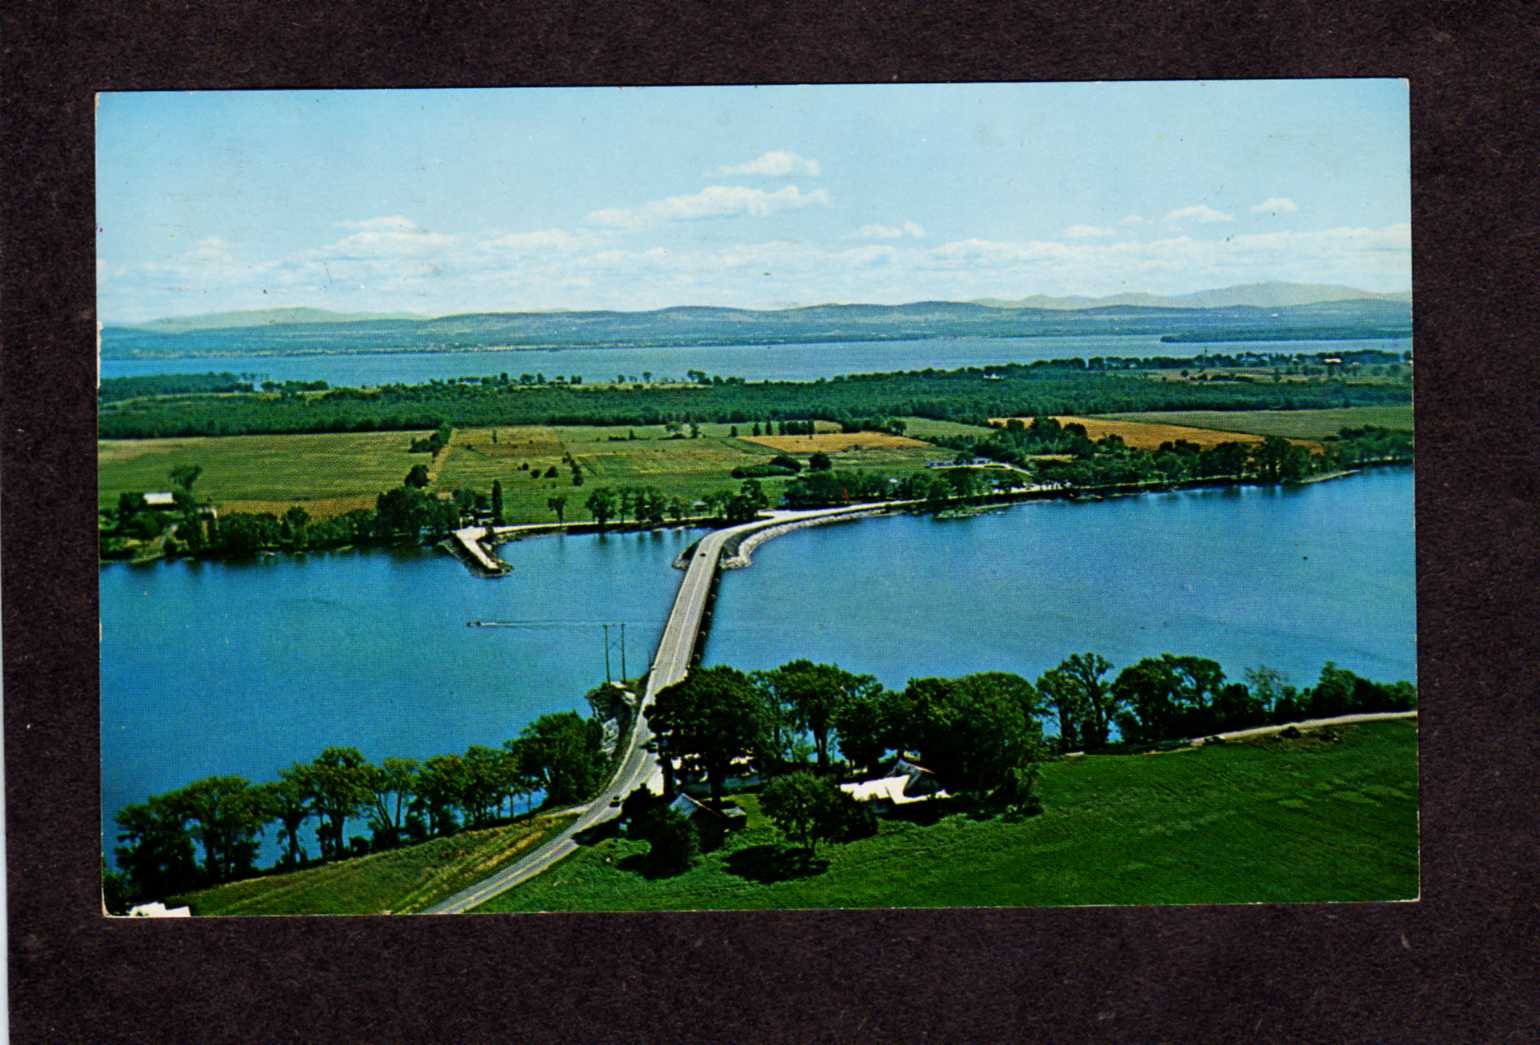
[97,81,1416,916]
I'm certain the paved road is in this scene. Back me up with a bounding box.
[424,507,869,914]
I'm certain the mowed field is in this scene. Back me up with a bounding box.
[477,720,1418,913]
[1101,405,1414,441]
[990,416,1322,452]
[98,430,432,518]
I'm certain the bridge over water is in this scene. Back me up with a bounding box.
[425,504,890,913]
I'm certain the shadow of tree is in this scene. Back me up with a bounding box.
[616,849,699,880]
[572,819,619,846]
[723,844,829,883]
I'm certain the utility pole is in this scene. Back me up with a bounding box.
[620,622,626,681]
[602,623,611,682]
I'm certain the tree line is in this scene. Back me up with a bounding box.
[622,653,1415,873]
[929,416,1412,488]
[98,356,1412,440]
[105,696,624,911]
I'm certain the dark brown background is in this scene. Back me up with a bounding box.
[4,2,1536,1040]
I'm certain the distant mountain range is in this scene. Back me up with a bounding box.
[972,282,1412,311]
[124,307,426,333]
[111,283,1409,334]
[99,284,1412,360]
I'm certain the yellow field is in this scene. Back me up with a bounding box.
[743,431,930,453]
[989,416,1322,452]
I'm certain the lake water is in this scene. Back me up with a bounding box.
[100,529,694,866]
[101,467,1414,867]
[704,468,1416,691]
[99,335,1412,388]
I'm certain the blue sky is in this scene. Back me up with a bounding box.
[97,82,1411,322]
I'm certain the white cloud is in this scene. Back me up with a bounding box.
[485,228,590,253]
[711,150,821,178]
[852,221,926,240]
[1164,204,1234,224]
[335,216,418,232]
[1249,196,1299,215]
[1063,224,1116,239]
[321,216,455,257]
[1119,214,1146,226]
[99,217,1411,321]
[584,185,831,230]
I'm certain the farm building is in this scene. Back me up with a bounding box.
[841,756,950,809]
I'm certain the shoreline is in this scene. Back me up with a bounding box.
[98,461,1409,571]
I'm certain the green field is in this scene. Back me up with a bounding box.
[98,430,432,518]
[897,416,997,440]
[475,721,1418,912]
[101,421,958,527]
[1101,405,1414,441]
[169,812,574,915]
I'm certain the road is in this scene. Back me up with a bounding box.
[424,506,877,914]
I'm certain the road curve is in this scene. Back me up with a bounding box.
[424,506,876,914]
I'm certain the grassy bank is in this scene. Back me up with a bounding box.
[475,720,1417,912]
[169,812,575,915]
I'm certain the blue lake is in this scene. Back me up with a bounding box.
[100,529,693,865]
[704,468,1416,690]
[99,335,1411,388]
[101,467,1414,866]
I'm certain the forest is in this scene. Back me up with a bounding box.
[98,356,1412,439]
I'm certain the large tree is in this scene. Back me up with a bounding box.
[1113,654,1226,744]
[303,746,372,860]
[650,666,766,809]
[1038,652,1119,751]
[363,756,419,848]
[585,487,617,530]
[414,753,467,837]
[113,794,199,902]
[762,661,880,775]
[513,711,607,807]
[759,771,854,861]
[831,684,897,777]
[168,463,203,492]
[268,768,313,867]
[895,673,1044,796]
[173,775,272,884]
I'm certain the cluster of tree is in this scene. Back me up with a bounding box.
[1030,653,1416,753]
[1088,348,1410,371]
[407,422,454,455]
[645,653,1413,839]
[931,416,1412,490]
[102,459,496,562]
[582,486,681,529]
[99,372,255,403]
[780,468,976,508]
[98,355,1412,440]
[267,379,330,394]
[731,454,803,479]
[638,662,1046,871]
[580,479,769,530]
[108,702,618,908]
